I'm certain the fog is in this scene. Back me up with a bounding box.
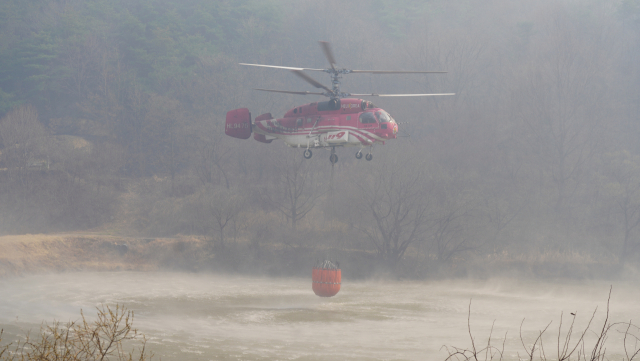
[1,0,638,274]
[1,0,640,358]
[2,272,639,360]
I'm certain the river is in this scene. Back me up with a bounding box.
[0,272,638,360]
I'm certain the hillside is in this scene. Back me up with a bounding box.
[0,233,203,278]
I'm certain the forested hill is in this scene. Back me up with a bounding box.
[0,0,284,117]
[1,0,640,275]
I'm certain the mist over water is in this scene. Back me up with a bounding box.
[1,272,638,360]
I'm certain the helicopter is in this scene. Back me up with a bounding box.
[225,41,454,164]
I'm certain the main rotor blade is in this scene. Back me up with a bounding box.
[239,63,325,72]
[349,93,456,97]
[292,70,333,93]
[318,41,337,70]
[254,88,327,96]
[349,70,448,74]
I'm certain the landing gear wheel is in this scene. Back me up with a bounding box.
[330,154,338,164]
[355,151,363,159]
[304,149,312,159]
[365,153,373,161]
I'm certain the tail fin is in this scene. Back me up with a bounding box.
[225,108,252,139]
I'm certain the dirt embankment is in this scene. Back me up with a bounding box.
[0,234,211,278]
[0,233,631,280]
[0,233,355,279]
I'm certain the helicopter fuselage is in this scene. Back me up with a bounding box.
[228,98,398,152]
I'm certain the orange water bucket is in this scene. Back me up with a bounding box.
[312,267,341,297]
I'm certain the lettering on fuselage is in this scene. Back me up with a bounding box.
[227,123,249,129]
[323,130,348,144]
[341,103,359,110]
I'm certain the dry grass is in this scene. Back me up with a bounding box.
[0,234,187,278]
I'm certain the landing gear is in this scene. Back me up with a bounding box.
[329,147,338,164]
[355,150,363,159]
[365,153,373,161]
[304,149,312,159]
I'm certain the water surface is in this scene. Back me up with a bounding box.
[0,272,637,360]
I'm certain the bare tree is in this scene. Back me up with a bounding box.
[181,184,246,251]
[207,186,245,250]
[429,201,475,263]
[600,151,640,263]
[346,153,432,268]
[345,151,502,268]
[424,170,487,264]
[0,105,48,171]
[0,105,50,223]
[510,8,616,209]
[188,119,232,189]
[262,151,323,230]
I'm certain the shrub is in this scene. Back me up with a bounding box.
[0,305,151,361]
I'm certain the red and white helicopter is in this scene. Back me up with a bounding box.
[225,41,454,164]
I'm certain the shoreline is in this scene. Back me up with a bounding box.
[0,233,633,281]
[0,234,180,278]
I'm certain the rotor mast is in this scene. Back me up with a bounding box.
[323,68,351,100]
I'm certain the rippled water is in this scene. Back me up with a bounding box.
[0,272,638,360]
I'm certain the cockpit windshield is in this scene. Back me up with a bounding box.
[375,111,392,123]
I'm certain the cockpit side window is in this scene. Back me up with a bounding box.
[359,112,377,124]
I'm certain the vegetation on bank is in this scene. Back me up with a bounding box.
[0,305,151,361]
[446,291,640,361]
[1,0,640,276]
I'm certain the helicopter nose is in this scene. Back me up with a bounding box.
[375,123,398,139]
[385,123,398,139]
